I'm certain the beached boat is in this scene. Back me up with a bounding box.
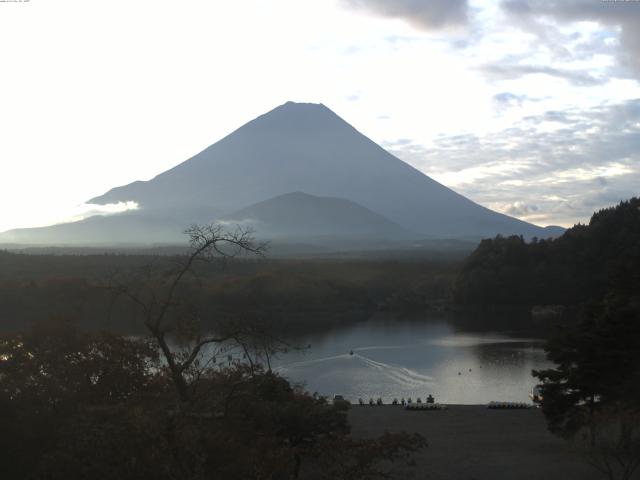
[529,385,544,404]
[488,401,531,409]
[405,403,447,411]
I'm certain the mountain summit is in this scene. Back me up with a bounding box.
[3,102,555,245]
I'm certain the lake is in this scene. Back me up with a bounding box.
[272,314,552,404]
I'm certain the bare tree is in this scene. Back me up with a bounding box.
[110,224,271,403]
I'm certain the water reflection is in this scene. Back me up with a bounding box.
[273,315,552,404]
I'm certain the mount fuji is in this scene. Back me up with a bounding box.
[1,101,561,246]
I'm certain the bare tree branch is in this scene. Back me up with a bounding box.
[107,223,272,404]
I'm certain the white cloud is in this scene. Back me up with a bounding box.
[0,202,139,234]
[65,202,140,223]
[391,99,640,227]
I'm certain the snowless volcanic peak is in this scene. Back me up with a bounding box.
[4,102,554,245]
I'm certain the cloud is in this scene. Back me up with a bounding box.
[48,201,140,226]
[214,218,259,228]
[389,99,640,226]
[342,0,468,29]
[504,201,539,217]
[481,63,606,86]
[382,138,413,147]
[493,92,529,110]
[501,0,640,78]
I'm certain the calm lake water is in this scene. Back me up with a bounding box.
[272,315,552,404]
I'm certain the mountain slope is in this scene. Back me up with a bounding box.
[89,101,550,238]
[3,101,557,245]
[0,211,188,245]
[221,192,416,241]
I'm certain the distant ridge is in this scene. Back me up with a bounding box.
[221,192,417,241]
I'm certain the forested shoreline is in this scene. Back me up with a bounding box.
[0,252,461,334]
[453,198,640,309]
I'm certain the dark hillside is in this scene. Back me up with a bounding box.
[453,197,640,306]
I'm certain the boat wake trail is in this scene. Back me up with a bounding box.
[274,353,352,372]
[276,351,433,388]
[353,345,411,352]
[354,354,434,387]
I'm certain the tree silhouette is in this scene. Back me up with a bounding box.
[110,224,271,403]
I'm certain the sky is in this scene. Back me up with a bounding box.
[1,0,639,232]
